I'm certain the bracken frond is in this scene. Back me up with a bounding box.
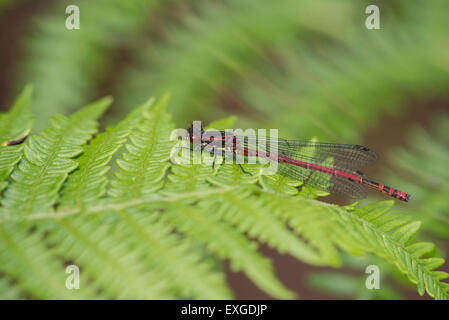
[0,89,447,300]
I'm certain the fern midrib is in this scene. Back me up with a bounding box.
[0,186,238,224]
[131,112,162,199]
[69,134,112,208]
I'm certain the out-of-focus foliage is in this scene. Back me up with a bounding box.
[14,0,169,130]
[0,91,448,299]
[8,0,449,139]
[385,116,449,240]
[120,0,449,141]
[307,254,405,300]
[0,0,14,12]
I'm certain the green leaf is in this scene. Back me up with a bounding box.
[59,98,155,208]
[0,85,34,192]
[406,242,435,258]
[259,173,301,195]
[2,97,110,215]
[109,94,174,199]
[0,85,34,144]
[392,221,422,244]
[352,200,394,221]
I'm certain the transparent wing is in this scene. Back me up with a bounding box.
[235,136,373,198]
[239,137,378,169]
[277,162,367,199]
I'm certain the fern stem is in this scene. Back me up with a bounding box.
[0,186,239,224]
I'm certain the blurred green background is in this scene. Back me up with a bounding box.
[0,0,448,299]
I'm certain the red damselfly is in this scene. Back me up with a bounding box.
[186,124,410,202]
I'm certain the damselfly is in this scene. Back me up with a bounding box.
[186,125,410,202]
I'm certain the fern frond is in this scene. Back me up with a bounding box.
[343,202,449,299]
[3,196,175,299]
[281,197,449,299]
[36,214,173,299]
[0,85,33,145]
[0,85,34,192]
[0,222,86,299]
[164,161,215,194]
[59,98,155,208]
[105,95,232,299]
[259,173,302,196]
[1,97,111,214]
[109,94,174,199]
[213,188,339,267]
[163,200,295,299]
[114,207,232,299]
[0,92,447,300]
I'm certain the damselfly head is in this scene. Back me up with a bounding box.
[187,123,204,143]
[187,124,204,134]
